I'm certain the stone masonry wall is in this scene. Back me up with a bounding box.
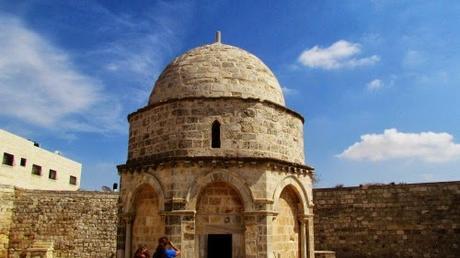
[313,181,460,258]
[196,182,244,258]
[118,160,314,258]
[0,185,14,258]
[7,188,118,258]
[128,98,304,164]
[272,187,300,258]
[132,184,164,253]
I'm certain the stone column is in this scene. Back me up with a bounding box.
[298,214,315,258]
[300,218,307,258]
[306,215,315,258]
[123,213,134,258]
[244,211,276,258]
[163,210,196,258]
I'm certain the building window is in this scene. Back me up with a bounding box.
[49,170,57,180]
[20,158,27,167]
[69,176,77,185]
[32,164,42,176]
[2,153,14,166]
[211,120,221,148]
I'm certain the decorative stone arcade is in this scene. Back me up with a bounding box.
[117,33,316,258]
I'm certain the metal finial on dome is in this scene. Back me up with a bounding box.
[215,31,221,43]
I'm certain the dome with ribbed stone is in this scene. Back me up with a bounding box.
[149,41,285,106]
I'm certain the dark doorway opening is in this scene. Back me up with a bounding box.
[207,234,232,258]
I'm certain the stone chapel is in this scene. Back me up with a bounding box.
[117,32,315,258]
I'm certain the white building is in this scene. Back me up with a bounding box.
[0,129,81,190]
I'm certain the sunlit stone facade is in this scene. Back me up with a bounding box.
[117,35,315,258]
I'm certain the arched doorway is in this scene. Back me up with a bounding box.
[196,182,245,258]
[132,184,164,253]
[273,186,302,258]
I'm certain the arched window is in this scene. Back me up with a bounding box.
[211,121,221,148]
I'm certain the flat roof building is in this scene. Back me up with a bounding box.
[0,129,81,190]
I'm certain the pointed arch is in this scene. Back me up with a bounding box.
[185,171,254,211]
[272,175,312,215]
[125,173,165,213]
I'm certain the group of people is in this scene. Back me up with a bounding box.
[134,236,180,258]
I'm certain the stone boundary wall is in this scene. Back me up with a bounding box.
[0,185,15,258]
[7,188,119,258]
[313,181,460,258]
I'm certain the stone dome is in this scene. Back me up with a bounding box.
[149,42,285,106]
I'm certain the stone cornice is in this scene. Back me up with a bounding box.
[117,156,314,175]
[127,96,305,123]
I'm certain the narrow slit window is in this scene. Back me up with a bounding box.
[211,120,221,148]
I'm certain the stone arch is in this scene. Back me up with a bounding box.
[131,183,165,253]
[273,186,302,258]
[195,181,245,258]
[185,171,254,211]
[126,173,165,213]
[272,175,311,215]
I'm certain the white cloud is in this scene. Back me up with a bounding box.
[281,86,298,96]
[337,128,460,163]
[0,16,124,133]
[366,79,384,91]
[298,40,380,70]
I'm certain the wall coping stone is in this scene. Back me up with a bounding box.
[314,180,460,191]
[11,187,120,197]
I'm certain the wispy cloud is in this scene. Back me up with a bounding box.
[0,15,124,134]
[281,86,299,96]
[85,1,194,102]
[337,128,460,163]
[366,79,384,91]
[298,40,380,70]
[402,49,426,68]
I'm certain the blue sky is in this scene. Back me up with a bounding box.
[1,0,459,189]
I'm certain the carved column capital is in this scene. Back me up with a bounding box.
[298,213,314,223]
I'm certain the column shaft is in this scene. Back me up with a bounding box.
[124,221,132,258]
[300,220,307,258]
